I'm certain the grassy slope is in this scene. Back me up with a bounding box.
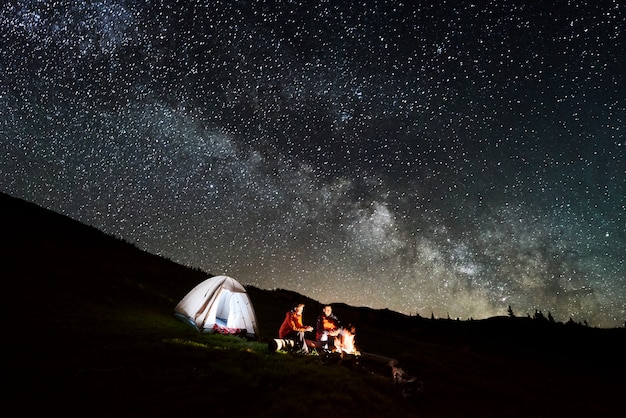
[2,192,625,417]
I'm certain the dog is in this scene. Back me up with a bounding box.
[389,360,424,398]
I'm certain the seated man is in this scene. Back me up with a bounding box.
[316,304,341,352]
[278,303,314,353]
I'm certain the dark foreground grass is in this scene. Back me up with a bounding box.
[9,297,624,418]
[7,302,415,418]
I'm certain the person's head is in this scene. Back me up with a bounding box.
[294,303,305,315]
[322,305,333,316]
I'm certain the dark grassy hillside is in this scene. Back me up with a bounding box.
[2,192,625,417]
[1,192,416,417]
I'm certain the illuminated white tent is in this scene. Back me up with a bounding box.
[174,275,259,338]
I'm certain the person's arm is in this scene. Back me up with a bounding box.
[289,314,307,332]
[294,314,314,332]
[335,315,342,329]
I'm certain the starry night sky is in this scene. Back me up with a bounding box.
[1,1,624,327]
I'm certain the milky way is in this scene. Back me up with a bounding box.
[1,1,624,327]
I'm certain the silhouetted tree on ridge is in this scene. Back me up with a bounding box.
[507,305,515,318]
[534,310,546,322]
